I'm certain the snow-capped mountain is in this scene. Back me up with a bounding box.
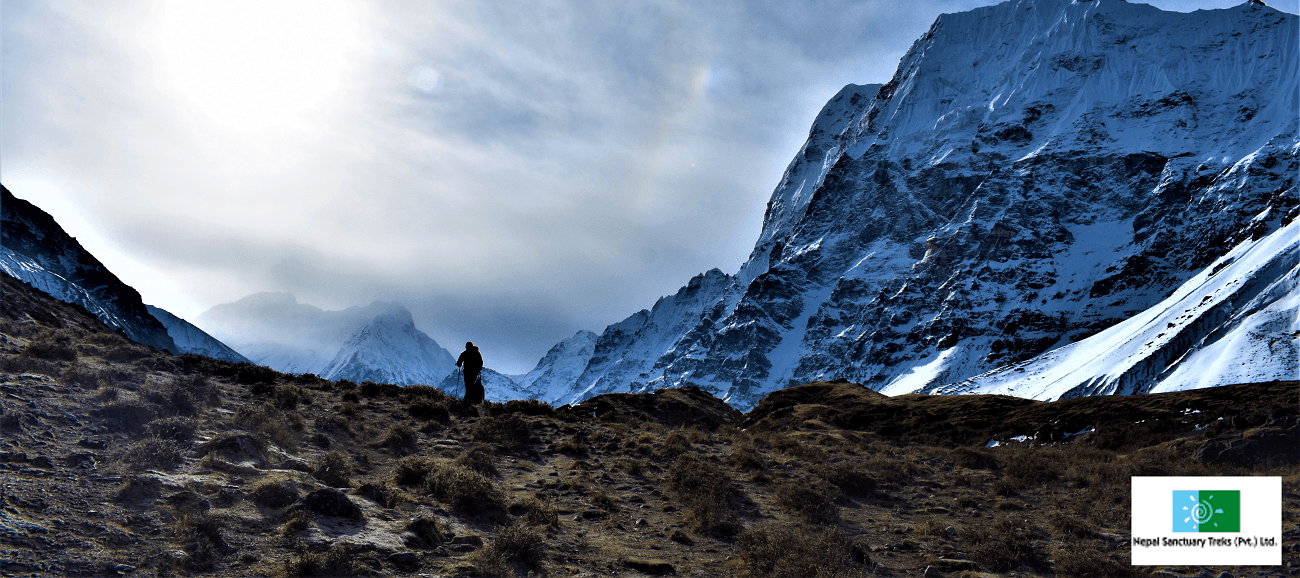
[927,217,1298,399]
[528,0,1298,410]
[1,185,253,362]
[438,367,533,403]
[146,305,251,364]
[515,330,598,402]
[197,293,459,385]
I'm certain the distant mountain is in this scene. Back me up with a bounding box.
[437,367,532,403]
[146,305,251,364]
[0,185,249,363]
[526,0,1298,409]
[198,293,461,386]
[514,330,598,403]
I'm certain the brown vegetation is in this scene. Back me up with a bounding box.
[0,272,1296,577]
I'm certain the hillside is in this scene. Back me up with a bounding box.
[2,271,1296,577]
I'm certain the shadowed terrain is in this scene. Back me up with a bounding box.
[1,272,1296,577]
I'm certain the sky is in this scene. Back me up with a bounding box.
[3,0,1296,374]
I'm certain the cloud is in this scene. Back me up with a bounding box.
[5,0,1290,373]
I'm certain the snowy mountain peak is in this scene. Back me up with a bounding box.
[524,0,1298,410]
[199,294,459,385]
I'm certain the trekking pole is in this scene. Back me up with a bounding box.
[456,367,463,399]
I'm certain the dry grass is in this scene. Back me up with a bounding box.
[664,452,747,536]
[0,278,1294,578]
[731,522,871,578]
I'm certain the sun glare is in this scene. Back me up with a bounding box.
[158,0,361,131]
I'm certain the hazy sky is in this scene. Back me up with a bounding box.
[3,0,1295,373]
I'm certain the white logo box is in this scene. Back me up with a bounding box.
[1131,476,1281,566]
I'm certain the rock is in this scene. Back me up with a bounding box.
[669,529,694,545]
[387,552,420,570]
[934,559,978,571]
[450,535,482,547]
[279,457,313,473]
[404,517,445,549]
[163,491,210,516]
[289,488,363,521]
[623,557,675,575]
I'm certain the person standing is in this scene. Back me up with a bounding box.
[456,341,485,404]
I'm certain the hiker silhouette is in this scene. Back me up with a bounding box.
[456,341,485,404]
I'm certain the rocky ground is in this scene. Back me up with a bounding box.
[1,272,1297,577]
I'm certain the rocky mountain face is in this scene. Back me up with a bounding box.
[198,293,466,387]
[1,186,174,353]
[529,0,1298,410]
[146,305,251,364]
[0,186,252,363]
[514,330,598,401]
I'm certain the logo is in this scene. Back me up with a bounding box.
[1172,490,1240,533]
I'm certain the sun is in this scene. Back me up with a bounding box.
[157,0,362,131]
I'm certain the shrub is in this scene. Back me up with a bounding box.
[392,455,439,487]
[485,521,546,569]
[555,435,589,457]
[146,416,197,442]
[234,403,301,451]
[312,451,353,488]
[813,460,877,497]
[407,399,450,421]
[1000,448,1060,490]
[98,397,157,432]
[961,515,1043,572]
[471,414,533,451]
[273,385,309,409]
[613,457,647,477]
[374,423,418,456]
[951,446,999,470]
[25,331,77,361]
[664,453,746,536]
[503,398,554,417]
[94,385,121,402]
[120,436,185,471]
[280,543,369,577]
[104,346,150,364]
[315,414,353,436]
[234,363,278,385]
[250,478,301,509]
[1051,543,1126,578]
[176,514,233,571]
[657,431,693,458]
[775,477,841,525]
[61,362,102,389]
[590,487,617,512]
[729,443,766,470]
[733,522,870,578]
[175,373,221,407]
[521,496,559,527]
[425,462,508,521]
[141,380,198,417]
[456,445,499,477]
[354,482,405,509]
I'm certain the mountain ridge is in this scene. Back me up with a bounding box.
[524,0,1298,410]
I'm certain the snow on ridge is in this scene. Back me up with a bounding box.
[930,217,1299,400]
[502,0,1299,410]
